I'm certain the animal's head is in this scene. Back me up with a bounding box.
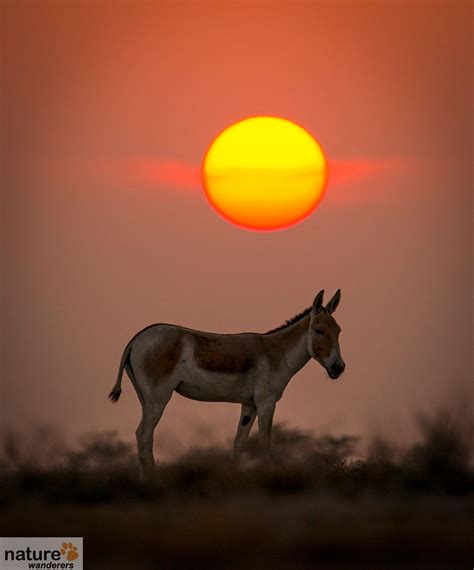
[307,289,345,380]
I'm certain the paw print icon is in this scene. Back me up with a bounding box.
[61,542,79,561]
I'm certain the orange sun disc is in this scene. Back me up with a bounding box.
[201,116,328,231]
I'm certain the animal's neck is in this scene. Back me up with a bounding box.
[269,314,311,378]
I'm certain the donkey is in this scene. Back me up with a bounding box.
[109,289,345,478]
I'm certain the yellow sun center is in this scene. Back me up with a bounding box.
[202,116,328,231]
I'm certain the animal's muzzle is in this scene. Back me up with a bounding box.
[327,361,345,379]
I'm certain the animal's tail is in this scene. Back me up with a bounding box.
[108,340,133,403]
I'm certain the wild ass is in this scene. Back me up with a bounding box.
[109,290,345,478]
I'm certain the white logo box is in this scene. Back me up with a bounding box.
[0,538,83,570]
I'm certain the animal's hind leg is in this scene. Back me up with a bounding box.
[136,398,170,480]
[125,362,145,407]
[232,404,257,465]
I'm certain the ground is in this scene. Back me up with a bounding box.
[1,414,473,569]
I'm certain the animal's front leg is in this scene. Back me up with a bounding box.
[257,401,276,460]
[233,404,257,465]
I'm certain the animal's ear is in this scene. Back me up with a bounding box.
[312,290,325,314]
[325,289,341,314]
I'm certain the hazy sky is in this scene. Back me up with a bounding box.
[1,2,472,456]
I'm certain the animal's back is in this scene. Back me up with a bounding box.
[129,323,262,404]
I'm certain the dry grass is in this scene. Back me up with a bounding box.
[1,408,473,569]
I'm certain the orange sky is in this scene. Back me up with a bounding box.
[1,2,471,455]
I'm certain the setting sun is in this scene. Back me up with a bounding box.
[202,116,328,231]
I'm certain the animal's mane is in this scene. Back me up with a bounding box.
[264,306,312,335]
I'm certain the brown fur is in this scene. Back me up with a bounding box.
[193,334,256,374]
[266,317,308,367]
[143,330,183,381]
[309,309,341,363]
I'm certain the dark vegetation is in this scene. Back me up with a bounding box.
[1,408,473,569]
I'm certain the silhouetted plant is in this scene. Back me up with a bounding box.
[65,430,135,473]
[0,409,473,506]
[403,408,473,493]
